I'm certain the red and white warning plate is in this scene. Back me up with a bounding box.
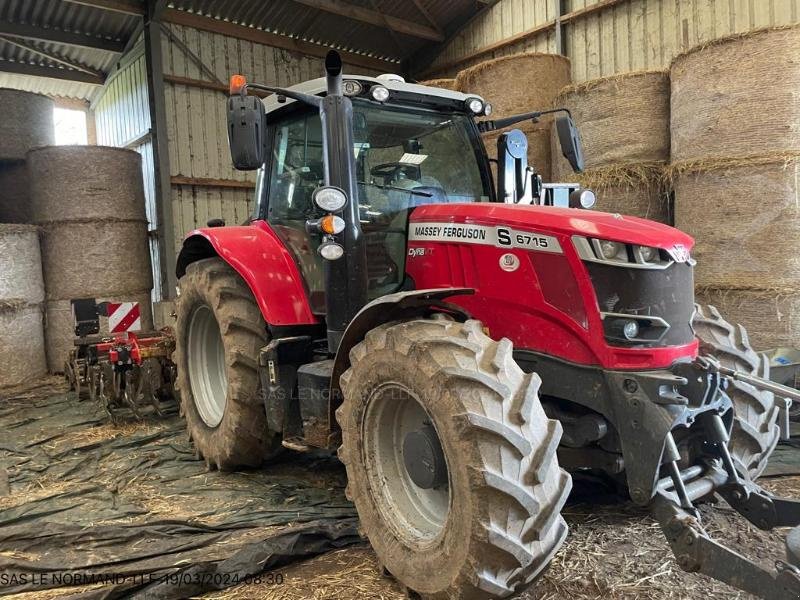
[107,302,142,333]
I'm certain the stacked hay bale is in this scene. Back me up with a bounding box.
[456,53,571,179]
[671,26,800,349]
[28,146,154,372]
[0,225,47,386]
[0,89,54,223]
[418,78,456,90]
[550,71,671,222]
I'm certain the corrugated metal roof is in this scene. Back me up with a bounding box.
[169,0,478,63]
[0,0,478,100]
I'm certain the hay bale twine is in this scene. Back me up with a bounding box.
[40,219,153,300]
[674,157,799,289]
[483,123,551,181]
[0,162,30,223]
[670,25,800,163]
[44,291,154,373]
[0,224,46,386]
[28,146,147,223]
[550,71,670,179]
[418,78,456,90]
[696,289,799,351]
[455,53,571,119]
[0,89,54,161]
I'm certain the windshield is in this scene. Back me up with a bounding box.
[265,101,489,310]
[353,101,491,205]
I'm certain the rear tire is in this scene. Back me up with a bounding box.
[175,257,281,470]
[693,304,780,480]
[337,319,571,598]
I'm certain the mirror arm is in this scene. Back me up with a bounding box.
[479,108,572,133]
[241,83,322,108]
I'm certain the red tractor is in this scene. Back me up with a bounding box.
[175,52,800,598]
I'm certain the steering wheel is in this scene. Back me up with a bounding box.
[370,162,420,184]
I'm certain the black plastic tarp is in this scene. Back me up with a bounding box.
[0,380,360,598]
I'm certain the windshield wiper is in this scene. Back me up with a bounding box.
[357,181,432,197]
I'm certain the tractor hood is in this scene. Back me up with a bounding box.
[409,203,694,251]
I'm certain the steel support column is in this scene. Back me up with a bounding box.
[143,3,176,299]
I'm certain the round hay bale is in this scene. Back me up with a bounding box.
[44,291,154,373]
[418,78,456,90]
[670,25,800,162]
[696,288,799,350]
[40,219,153,300]
[0,163,30,223]
[673,157,799,288]
[28,145,147,224]
[0,89,54,161]
[554,163,670,222]
[0,304,46,386]
[483,123,552,181]
[550,71,670,178]
[455,53,571,120]
[0,224,44,303]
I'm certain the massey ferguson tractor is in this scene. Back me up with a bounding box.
[174,51,800,598]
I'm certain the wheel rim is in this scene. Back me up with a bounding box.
[362,383,451,546]
[187,305,227,427]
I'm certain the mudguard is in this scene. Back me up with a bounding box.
[176,220,317,326]
[329,287,473,400]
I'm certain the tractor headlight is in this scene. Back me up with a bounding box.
[370,85,390,102]
[342,80,362,96]
[484,102,493,116]
[466,97,484,114]
[573,237,674,270]
[599,240,626,261]
[313,186,347,212]
[319,240,345,260]
[635,244,658,263]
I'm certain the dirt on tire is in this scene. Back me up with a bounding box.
[175,257,281,470]
[693,304,780,479]
[337,319,572,599]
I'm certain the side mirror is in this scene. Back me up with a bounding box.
[556,115,585,173]
[227,94,266,170]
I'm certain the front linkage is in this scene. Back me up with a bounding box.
[652,356,800,599]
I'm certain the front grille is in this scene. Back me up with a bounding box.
[586,261,695,347]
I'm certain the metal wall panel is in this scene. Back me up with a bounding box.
[429,0,557,75]
[428,0,799,80]
[566,0,799,82]
[93,50,162,300]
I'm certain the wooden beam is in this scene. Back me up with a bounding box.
[418,0,626,77]
[409,0,443,34]
[290,0,443,42]
[171,176,255,189]
[61,0,145,16]
[0,60,104,84]
[0,21,125,53]
[161,8,398,72]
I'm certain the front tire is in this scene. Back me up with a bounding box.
[693,304,780,479]
[175,258,281,470]
[337,319,571,598]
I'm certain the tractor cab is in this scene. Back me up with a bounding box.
[252,77,494,312]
